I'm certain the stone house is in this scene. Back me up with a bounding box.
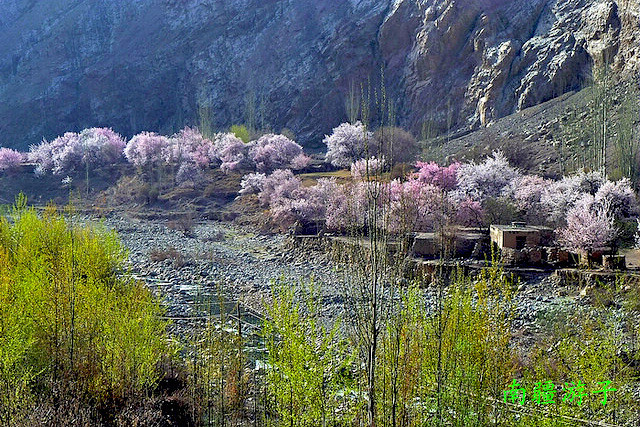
[411,229,489,259]
[490,223,553,250]
[490,223,555,266]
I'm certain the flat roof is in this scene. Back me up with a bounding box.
[490,224,544,233]
[415,232,486,240]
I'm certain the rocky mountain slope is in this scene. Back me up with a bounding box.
[0,0,637,149]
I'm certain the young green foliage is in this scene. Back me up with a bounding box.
[0,195,173,424]
[263,279,356,426]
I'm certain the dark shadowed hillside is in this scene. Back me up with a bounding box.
[0,0,637,149]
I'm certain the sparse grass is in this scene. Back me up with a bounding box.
[298,169,352,186]
[201,229,226,242]
[149,246,191,268]
[166,212,197,236]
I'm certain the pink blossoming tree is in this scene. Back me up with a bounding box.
[165,127,215,169]
[240,169,335,230]
[249,134,310,173]
[454,151,520,202]
[78,127,126,166]
[557,194,617,255]
[388,179,446,233]
[350,157,385,181]
[595,178,638,219]
[453,197,484,227]
[413,161,459,191]
[29,132,82,175]
[212,133,253,173]
[325,181,373,231]
[0,148,24,172]
[503,174,551,224]
[324,121,372,168]
[29,128,126,176]
[124,132,170,169]
[239,172,267,196]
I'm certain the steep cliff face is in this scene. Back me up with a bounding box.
[0,0,391,148]
[380,0,639,133]
[0,0,637,149]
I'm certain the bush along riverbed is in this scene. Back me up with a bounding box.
[2,194,640,426]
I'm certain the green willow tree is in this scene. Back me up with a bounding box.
[0,195,173,425]
[263,280,355,426]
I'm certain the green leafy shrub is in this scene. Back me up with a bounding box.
[0,195,173,424]
[230,125,251,144]
[263,280,356,426]
[375,266,517,426]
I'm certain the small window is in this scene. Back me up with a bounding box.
[516,236,527,250]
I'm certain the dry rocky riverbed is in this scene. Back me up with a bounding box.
[92,213,345,319]
[81,213,614,343]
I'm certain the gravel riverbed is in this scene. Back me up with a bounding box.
[79,213,592,343]
[93,213,346,320]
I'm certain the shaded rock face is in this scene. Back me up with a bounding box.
[382,0,638,133]
[0,0,637,149]
[0,0,390,148]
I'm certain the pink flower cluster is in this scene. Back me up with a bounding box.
[212,132,310,174]
[79,127,127,165]
[0,148,23,172]
[29,128,126,176]
[540,170,638,225]
[24,125,314,183]
[242,156,486,233]
[557,194,617,252]
[413,161,459,191]
[324,121,372,168]
[595,178,638,218]
[242,148,640,246]
[325,181,377,231]
[240,169,334,229]
[212,133,250,173]
[124,128,224,175]
[350,157,385,181]
[165,127,216,169]
[249,134,310,173]
[124,132,170,168]
[454,151,520,201]
[387,179,445,233]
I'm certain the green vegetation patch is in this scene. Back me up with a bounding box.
[0,195,173,424]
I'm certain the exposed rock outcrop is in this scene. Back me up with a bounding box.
[0,0,637,149]
[381,0,638,133]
